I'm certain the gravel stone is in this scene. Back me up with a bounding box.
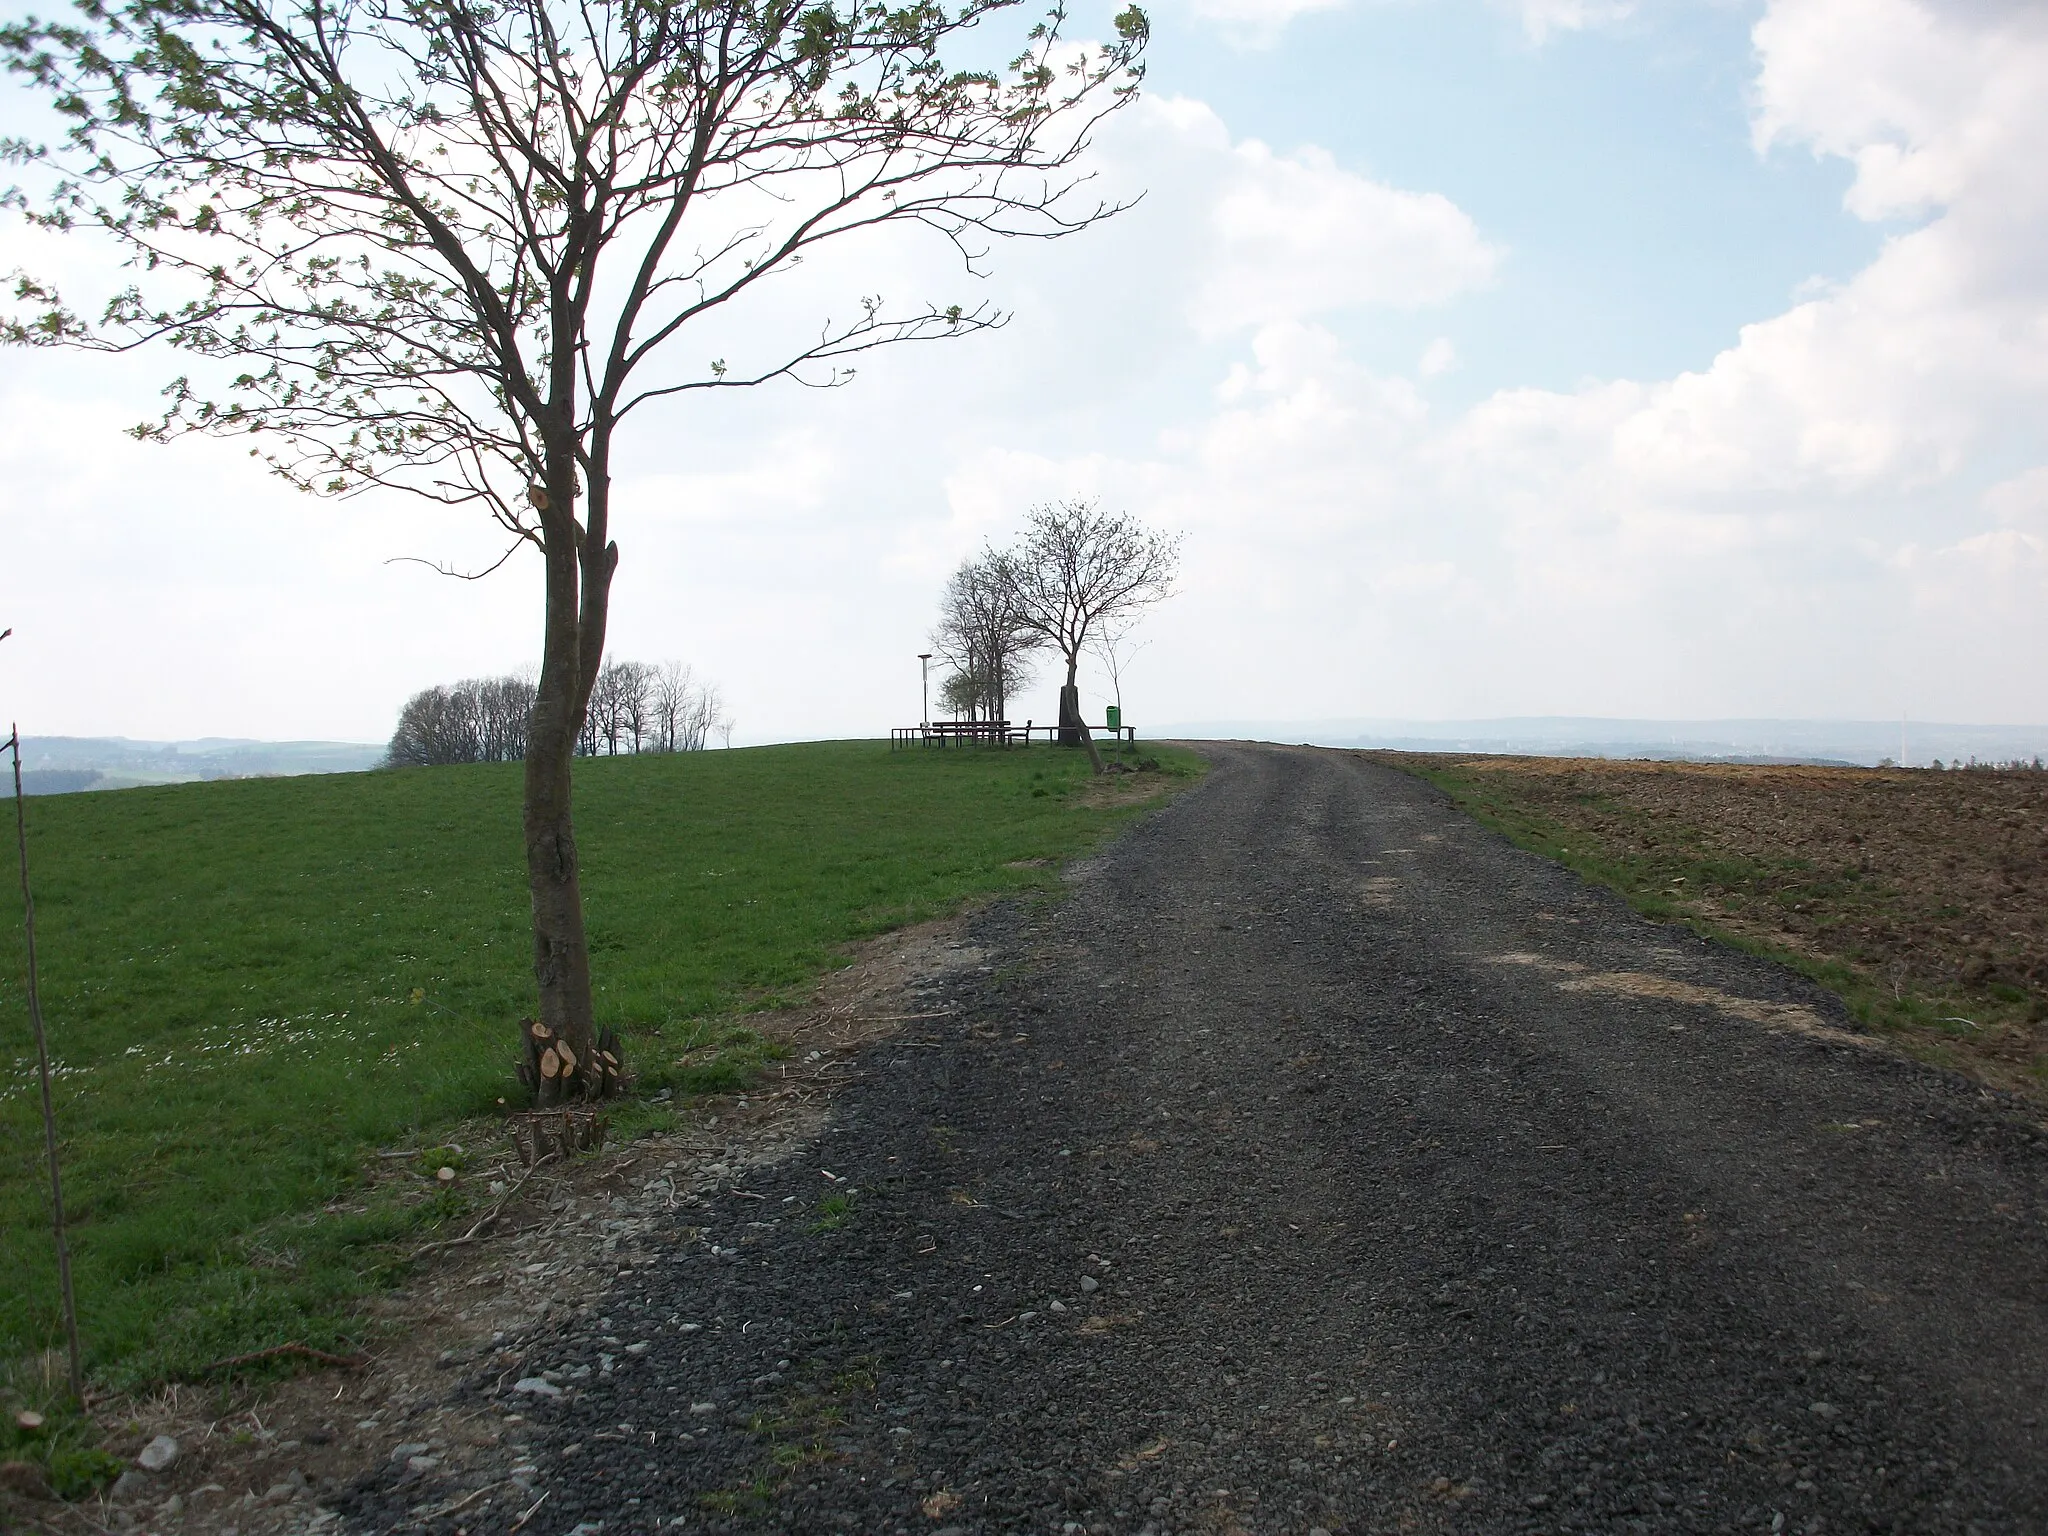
[109,1469,150,1501]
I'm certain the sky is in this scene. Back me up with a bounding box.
[3,0,2046,746]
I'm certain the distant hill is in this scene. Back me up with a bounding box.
[17,736,385,794]
[1151,717,2048,770]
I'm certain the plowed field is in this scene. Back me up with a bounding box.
[1381,752,2048,1103]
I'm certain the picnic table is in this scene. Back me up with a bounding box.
[889,720,1139,750]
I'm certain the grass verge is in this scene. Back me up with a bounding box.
[0,738,1201,1405]
[1379,751,2048,1105]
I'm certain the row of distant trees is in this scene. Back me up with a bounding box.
[582,659,734,757]
[387,661,731,767]
[932,500,1180,769]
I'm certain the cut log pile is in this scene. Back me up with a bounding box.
[515,1017,624,1106]
[509,1018,622,1164]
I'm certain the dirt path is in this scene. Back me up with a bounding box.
[362,744,2048,1535]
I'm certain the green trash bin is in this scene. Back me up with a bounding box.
[1105,704,1122,735]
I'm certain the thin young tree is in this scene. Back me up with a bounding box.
[1087,610,1145,735]
[2,0,1148,1098]
[1001,499,1178,771]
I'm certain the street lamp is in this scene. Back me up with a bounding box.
[917,653,933,736]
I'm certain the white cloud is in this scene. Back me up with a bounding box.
[1197,138,1501,333]
[1418,337,1460,377]
[1503,0,1635,44]
[1752,0,2048,222]
[942,0,2048,725]
[1416,0,2048,519]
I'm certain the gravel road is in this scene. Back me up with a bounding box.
[481,744,2048,1536]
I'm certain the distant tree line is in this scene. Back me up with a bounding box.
[580,660,732,756]
[387,661,731,767]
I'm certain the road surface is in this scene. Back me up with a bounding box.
[470,744,2048,1534]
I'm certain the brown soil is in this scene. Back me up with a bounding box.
[0,917,983,1536]
[1380,752,2048,1103]
[1072,763,1186,811]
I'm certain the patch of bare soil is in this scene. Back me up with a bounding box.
[0,918,983,1536]
[1382,752,2048,1101]
[1073,762,1183,811]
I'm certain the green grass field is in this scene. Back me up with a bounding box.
[0,740,1198,1395]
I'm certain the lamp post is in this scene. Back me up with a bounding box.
[917,653,933,738]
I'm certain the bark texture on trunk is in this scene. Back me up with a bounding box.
[1058,656,1104,772]
[518,441,621,1104]
[1058,651,1084,748]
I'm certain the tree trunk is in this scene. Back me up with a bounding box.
[1058,651,1083,748]
[1057,655,1105,773]
[519,442,620,1104]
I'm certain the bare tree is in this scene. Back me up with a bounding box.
[387,673,535,765]
[617,660,654,754]
[4,0,1150,1101]
[475,674,536,763]
[1001,501,1180,772]
[386,685,475,767]
[643,660,729,750]
[581,658,654,755]
[682,681,732,751]
[651,662,690,753]
[932,552,1040,722]
[647,660,696,751]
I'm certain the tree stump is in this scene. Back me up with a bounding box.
[516,1108,607,1166]
[516,1018,625,1106]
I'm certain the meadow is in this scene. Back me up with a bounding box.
[0,740,1197,1394]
